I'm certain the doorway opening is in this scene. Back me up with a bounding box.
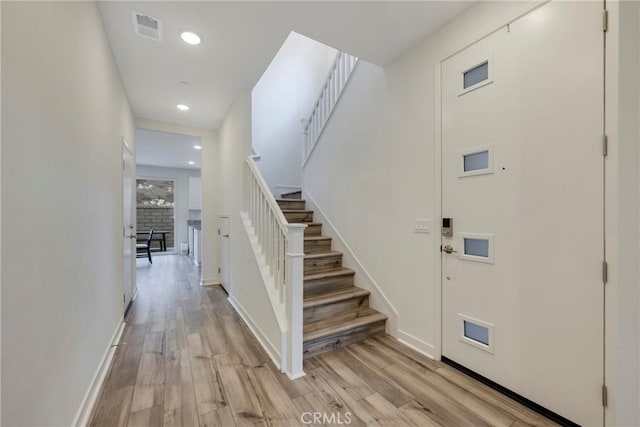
[135,128,203,270]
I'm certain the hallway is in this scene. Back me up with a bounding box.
[89,256,557,426]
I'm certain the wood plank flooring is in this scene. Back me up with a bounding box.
[89,255,557,427]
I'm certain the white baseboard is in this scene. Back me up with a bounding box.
[132,286,139,301]
[200,276,221,287]
[397,329,436,360]
[73,318,126,427]
[228,295,282,370]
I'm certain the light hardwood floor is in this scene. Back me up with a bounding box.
[89,255,557,427]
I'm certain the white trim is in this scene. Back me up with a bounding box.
[72,319,126,427]
[287,370,306,380]
[303,191,400,334]
[228,295,282,371]
[458,55,494,96]
[458,313,495,354]
[397,330,436,360]
[457,233,495,264]
[200,277,221,287]
[458,145,494,178]
[132,286,139,301]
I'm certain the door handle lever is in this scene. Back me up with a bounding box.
[442,245,457,254]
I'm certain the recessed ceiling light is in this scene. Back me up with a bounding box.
[188,161,195,165]
[193,145,202,150]
[176,104,190,111]
[180,30,201,45]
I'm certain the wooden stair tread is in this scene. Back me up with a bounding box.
[303,310,387,342]
[304,236,331,241]
[281,209,313,214]
[304,267,354,281]
[276,198,305,203]
[305,250,342,259]
[303,287,370,308]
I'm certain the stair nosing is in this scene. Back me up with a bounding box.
[303,311,387,342]
[304,268,354,281]
[276,198,306,202]
[303,287,370,308]
[281,209,313,213]
[304,251,342,259]
[304,236,331,241]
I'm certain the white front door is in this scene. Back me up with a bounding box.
[441,2,604,425]
[122,141,136,309]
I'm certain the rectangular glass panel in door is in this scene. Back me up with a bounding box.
[463,61,489,89]
[463,320,489,346]
[463,150,489,172]
[463,238,489,258]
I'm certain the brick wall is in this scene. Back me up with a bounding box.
[137,206,174,249]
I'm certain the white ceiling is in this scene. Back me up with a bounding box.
[99,1,473,129]
[136,129,202,169]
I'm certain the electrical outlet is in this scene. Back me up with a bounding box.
[414,218,431,234]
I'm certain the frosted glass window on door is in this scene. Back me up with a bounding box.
[463,62,489,89]
[464,238,490,258]
[463,150,489,172]
[464,320,490,346]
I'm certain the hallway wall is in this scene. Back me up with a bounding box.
[217,93,284,365]
[1,2,134,425]
[252,32,337,196]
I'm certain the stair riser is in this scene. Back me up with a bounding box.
[277,200,306,210]
[304,274,354,295]
[303,320,386,359]
[304,224,322,236]
[304,239,332,254]
[304,295,369,325]
[281,191,302,200]
[304,254,342,274]
[284,211,314,223]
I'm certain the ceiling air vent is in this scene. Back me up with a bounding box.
[132,11,163,42]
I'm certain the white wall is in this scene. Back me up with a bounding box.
[304,0,543,358]
[1,2,134,425]
[135,118,220,286]
[136,165,201,252]
[303,0,640,423]
[252,32,337,196]
[218,93,283,364]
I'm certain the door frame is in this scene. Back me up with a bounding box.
[218,214,230,293]
[122,139,136,309]
[433,0,607,421]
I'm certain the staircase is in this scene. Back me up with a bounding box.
[276,198,387,358]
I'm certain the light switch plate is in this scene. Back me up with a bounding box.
[414,218,431,234]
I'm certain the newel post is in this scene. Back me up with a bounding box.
[285,223,307,379]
